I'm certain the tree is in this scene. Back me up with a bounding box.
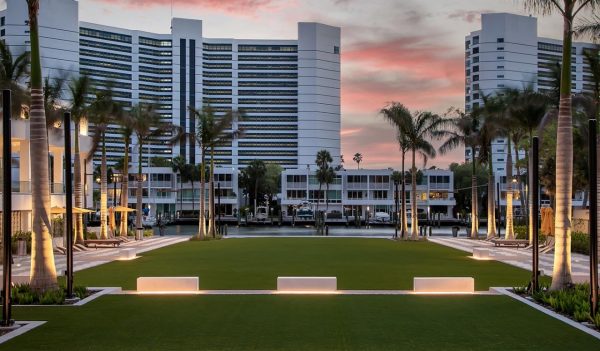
[263,163,283,217]
[324,167,336,212]
[449,162,487,220]
[68,75,92,243]
[172,155,186,216]
[353,153,363,169]
[383,103,447,239]
[43,75,66,127]
[439,108,482,238]
[315,150,333,215]
[27,0,58,292]
[130,103,164,239]
[0,40,29,118]
[523,0,600,290]
[380,104,411,239]
[89,83,122,239]
[189,106,242,238]
[240,160,267,215]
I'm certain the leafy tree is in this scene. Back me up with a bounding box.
[353,153,362,169]
[0,40,29,118]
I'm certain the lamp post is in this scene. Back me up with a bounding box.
[496,182,502,238]
[217,182,221,235]
[1,89,14,326]
[111,173,118,207]
[589,120,598,316]
[64,112,74,299]
[530,136,540,294]
[394,179,399,239]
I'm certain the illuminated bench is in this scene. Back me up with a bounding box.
[118,248,136,260]
[277,277,337,292]
[472,247,493,260]
[137,277,198,293]
[413,277,474,293]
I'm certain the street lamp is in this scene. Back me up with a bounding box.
[394,179,399,239]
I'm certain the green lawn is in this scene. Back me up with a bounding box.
[6,294,600,351]
[75,238,538,291]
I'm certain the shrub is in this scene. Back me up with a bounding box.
[571,232,589,255]
[39,289,66,305]
[143,229,154,237]
[10,283,91,305]
[85,230,98,240]
[529,283,599,328]
[514,225,528,239]
[11,231,32,254]
[594,312,600,329]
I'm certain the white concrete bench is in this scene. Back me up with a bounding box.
[136,277,198,292]
[277,277,337,292]
[472,247,493,260]
[413,277,474,293]
[118,248,136,260]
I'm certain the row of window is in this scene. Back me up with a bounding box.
[140,84,172,92]
[203,80,232,86]
[139,47,172,57]
[140,57,172,66]
[239,45,297,52]
[238,64,297,70]
[243,116,298,122]
[239,55,297,61]
[241,107,298,113]
[238,150,298,156]
[203,63,232,69]
[239,98,297,105]
[239,90,297,96]
[139,36,172,48]
[140,66,172,75]
[80,39,132,53]
[239,159,297,165]
[238,142,297,147]
[239,73,297,78]
[90,79,132,90]
[241,125,297,131]
[139,93,172,101]
[241,133,297,139]
[81,68,131,81]
[140,75,172,83]
[203,54,233,61]
[80,27,132,44]
[239,81,297,87]
[80,58,131,71]
[203,89,232,95]
[80,48,132,62]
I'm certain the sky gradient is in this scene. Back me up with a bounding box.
[40,1,585,169]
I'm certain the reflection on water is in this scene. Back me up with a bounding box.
[152,224,402,237]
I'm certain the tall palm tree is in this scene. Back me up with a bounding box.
[324,167,336,212]
[88,85,121,240]
[68,75,92,243]
[524,0,600,290]
[172,155,186,216]
[0,40,29,118]
[353,153,363,169]
[116,105,136,237]
[315,149,333,215]
[189,106,240,238]
[476,119,499,239]
[440,108,483,238]
[383,103,447,239]
[380,103,412,239]
[130,103,163,239]
[27,0,58,292]
[43,75,66,127]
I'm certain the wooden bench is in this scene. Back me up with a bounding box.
[137,277,199,293]
[84,239,121,248]
[413,277,474,293]
[491,239,529,248]
[277,277,337,292]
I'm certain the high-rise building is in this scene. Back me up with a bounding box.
[0,0,341,169]
[465,13,596,207]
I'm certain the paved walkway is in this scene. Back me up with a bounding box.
[7,236,189,278]
[430,237,598,281]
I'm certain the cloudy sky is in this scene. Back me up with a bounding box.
[72,1,581,168]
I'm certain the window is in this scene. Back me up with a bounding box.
[203,54,232,60]
[238,64,297,70]
[239,81,297,87]
[465,41,470,50]
[334,46,340,54]
[238,45,297,52]
[497,74,504,78]
[497,84,505,88]
[473,56,479,63]
[473,84,479,90]
[80,68,131,80]
[238,55,297,62]
[80,49,131,62]
[203,43,232,51]
[238,72,297,79]
[497,47,504,50]
[140,57,172,65]
[473,93,479,100]
[0,29,4,37]
[80,58,131,71]
[497,38,504,43]
[497,65,504,69]
[372,190,388,199]
[473,75,479,81]
[472,47,479,54]
[80,27,132,43]
[498,56,504,60]
[538,42,563,53]
[1,17,4,26]
[80,39,131,53]
[139,37,172,47]
[140,48,172,56]
[473,36,479,45]
[347,191,363,199]
[472,66,479,72]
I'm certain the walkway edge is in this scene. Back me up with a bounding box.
[493,287,600,340]
[0,321,46,344]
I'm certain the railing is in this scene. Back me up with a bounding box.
[429,183,450,190]
[346,183,368,190]
[0,181,65,194]
[286,182,307,189]
[370,183,391,190]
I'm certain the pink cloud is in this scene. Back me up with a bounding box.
[93,0,279,14]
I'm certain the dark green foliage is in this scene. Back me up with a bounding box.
[11,231,32,254]
[11,284,90,305]
[530,283,599,327]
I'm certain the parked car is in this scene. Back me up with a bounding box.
[255,206,268,222]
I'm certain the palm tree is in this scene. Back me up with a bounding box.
[68,75,92,243]
[43,75,66,127]
[315,149,333,215]
[130,103,163,239]
[116,105,136,237]
[324,167,336,212]
[88,85,121,240]
[26,0,58,292]
[189,106,241,238]
[243,160,267,216]
[172,155,186,216]
[380,104,412,239]
[353,153,363,169]
[439,108,482,239]
[524,0,600,290]
[0,40,29,118]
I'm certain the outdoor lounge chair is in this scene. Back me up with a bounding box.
[54,246,66,255]
[84,239,122,248]
[490,239,529,248]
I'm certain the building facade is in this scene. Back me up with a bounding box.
[280,168,456,220]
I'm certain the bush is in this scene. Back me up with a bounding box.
[39,289,66,305]
[514,225,527,240]
[144,229,154,237]
[85,230,97,240]
[51,217,64,237]
[571,232,589,255]
[11,231,32,254]
[529,283,599,328]
[11,283,91,305]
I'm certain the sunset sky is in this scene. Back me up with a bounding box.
[54,1,585,168]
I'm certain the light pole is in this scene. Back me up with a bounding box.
[394,179,399,239]
[588,120,598,316]
[530,136,540,294]
[217,182,221,235]
[2,89,13,326]
[64,112,74,299]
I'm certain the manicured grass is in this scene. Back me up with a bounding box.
[75,238,539,290]
[6,294,600,351]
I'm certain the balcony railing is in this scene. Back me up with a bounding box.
[0,181,65,194]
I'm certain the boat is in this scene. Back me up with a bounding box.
[296,201,314,219]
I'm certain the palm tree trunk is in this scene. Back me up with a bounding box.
[401,152,408,239]
[28,0,58,291]
[100,132,108,239]
[135,140,143,239]
[528,133,534,244]
[207,148,215,237]
[411,149,418,239]
[514,139,527,225]
[487,160,496,239]
[551,13,575,290]
[505,138,515,240]
[119,138,129,237]
[470,147,478,239]
[73,123,84,244]
[198,150,206,239]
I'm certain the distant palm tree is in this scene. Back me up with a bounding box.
[89,83,123,239]
[439,108,482,239]
[0,40,29,118]
[315,149,333,215]
[380,104,411,238]
[43,75,66,127]
[115,104,136,236]
[324,167,336,212]
[382,103,447,239]
[353,153,363,169]
[27,0,58,292]
[523,0,600,290]
[172,155,186,216]
[68,75,92,243]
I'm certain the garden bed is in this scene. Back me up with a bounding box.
[11,284,99,305]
